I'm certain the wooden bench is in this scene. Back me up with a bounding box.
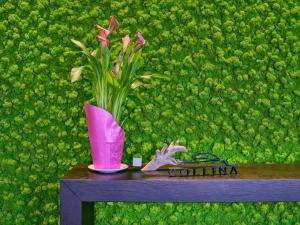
[60,164,300,225]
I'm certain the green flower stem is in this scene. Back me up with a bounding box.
[112,87,129,123]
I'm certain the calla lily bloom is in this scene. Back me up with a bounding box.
[97,35,109,46]
[112,60,121,75]
[137,31,145,46]
[109,16,119,32]
[95,24,110,37]
[122,35,131,51]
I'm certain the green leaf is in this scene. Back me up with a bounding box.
[71,39,86,51]
[129,59,141,77]
[91,49,97,57]
[79,50,101,79]
[131,81,144,89]
[140,73,170,80]
[91,47,101,61]
[107,75,120,88]
[70,66,85,82]
[101,46,111,71]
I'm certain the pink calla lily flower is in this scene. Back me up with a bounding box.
[97,35,109,46]
[112,60,121,75]
[95,24,110,37]
[109,16,119,32]
[137,31,145,46]
[122,35,131,51]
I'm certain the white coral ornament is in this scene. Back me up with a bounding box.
[141,141,188,171]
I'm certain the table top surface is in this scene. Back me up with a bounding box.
[62,164,300,181]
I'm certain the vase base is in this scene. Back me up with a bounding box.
[88,163,128,173]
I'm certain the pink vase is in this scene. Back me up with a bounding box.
[84,103,125,169]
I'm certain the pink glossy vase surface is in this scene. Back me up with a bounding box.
[84,103,125,169]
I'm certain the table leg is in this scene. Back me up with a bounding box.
[60,181,94,225]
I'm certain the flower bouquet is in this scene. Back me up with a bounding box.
[70,16,164,169]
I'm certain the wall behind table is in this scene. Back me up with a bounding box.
[0,0,299,224]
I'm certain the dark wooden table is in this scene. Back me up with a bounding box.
[60,164,300,225]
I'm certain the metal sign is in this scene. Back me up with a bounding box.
[168,152,238,177]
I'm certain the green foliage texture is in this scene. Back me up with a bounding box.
[1,0,300,224]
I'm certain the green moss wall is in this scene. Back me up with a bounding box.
[1,0,300,224]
